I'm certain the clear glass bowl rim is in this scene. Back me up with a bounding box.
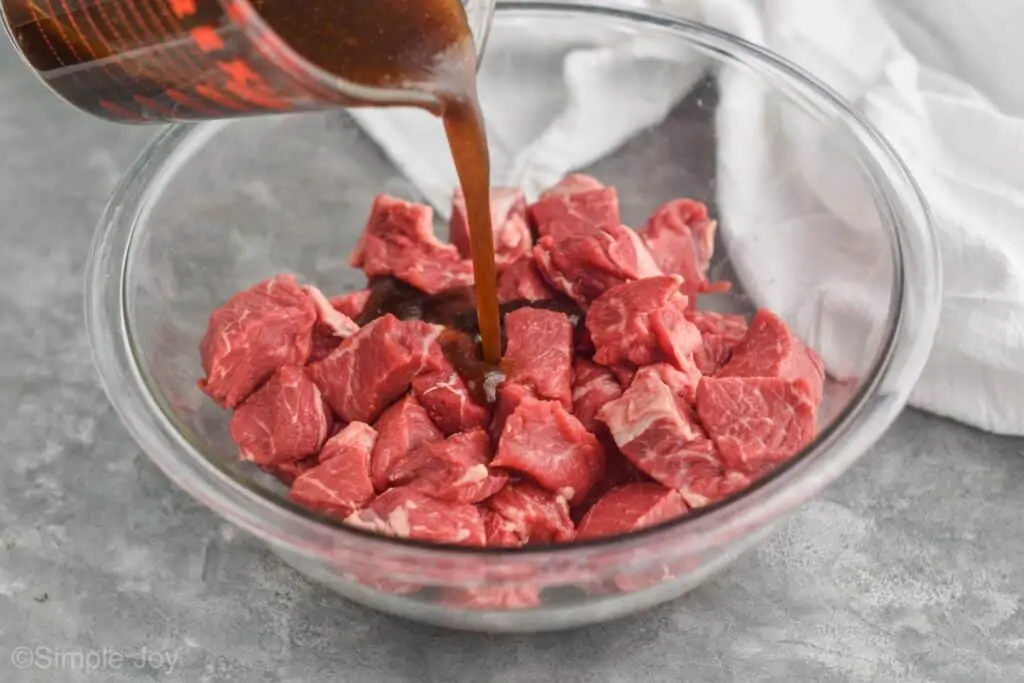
[85,1,942,569]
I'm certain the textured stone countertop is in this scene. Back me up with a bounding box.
[3,40,1024,683]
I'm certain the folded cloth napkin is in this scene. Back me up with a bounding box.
[350,0,1024,436]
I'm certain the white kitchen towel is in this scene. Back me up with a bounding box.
[349,0,1024,436]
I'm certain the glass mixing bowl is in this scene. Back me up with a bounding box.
[85,2,941,632]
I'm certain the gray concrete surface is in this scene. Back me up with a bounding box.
[2,38,1024,683]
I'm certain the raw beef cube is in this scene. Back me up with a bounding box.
[576,483,688,540]
[572,359,623,432]
[610,364,637,388]
[388,429,507,504]
[696,376,818,474]
[346,487,486,546]
[350,194,475,294]
[449,187,532,266]
[289,426,377,518]
[717,310,826,403]
[306,286,361,363]
[308,328,343,364]
[199,274,317,408]
[639,199,717,294]
[648,362,702,405]
[493,397,605,505]
[502,308,574,409]
[576,323,596,356]
[528,186,621,240]
[318,421,378,464]
[533,225,662,306]
[485,481,575,546]
[491,382,537,442]
[572,437,653,522]
[307,315,441,424]
[230,366,331,466]
[260,456,317,487]
[694,334,740,376]
[686,310,749,338]
[686,312,748,375]
[305,285,359,338]
[369,394,444,491]
[440,586,540,610]
[598,367,721,490]
[411,345,491,435]
[483,508,526,547]
[330,289,371,320]
[586,276,702,369]
[497,257,557,303]
[539,173,606,199]
[676,461,752,509]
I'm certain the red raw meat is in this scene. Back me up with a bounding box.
[497,257,557,303]
[307,315,441,424]
[289,425,377,518]
[370,394,444,491]
[260,456,317,486]
[305,285,361,363]
[440,586,541,610]
[330,289,371,320]
[350,194,475,294]
[449,187,532,267]
[686,310,749,338]
[305,285,359,338]
[572,359,623,432]
[648,362,702,405]
[346,487,486,546]
[318,421,378,463]
[695,334,740,376]
[485,481,575,546]
[717,309,825,403]
[308,329,342,365]
[696,376,818,474]
[388,429,507,504]
[493,396,605,505]
[586,276,702,369]
[686,311,749,375]
[502,307,574,409]
[411,344,491,435]
[491,382,537,442]
[539,174,606,198]
[609,364,637,388]
[676,461,752,509]
[230,366,331,466]
[599,367,722,490]
[203,177,834,549]
[199,274,317,408]
[533,225,662,306]
[576,483,688,540]
[639,199,718,294]
[529,186,621,241]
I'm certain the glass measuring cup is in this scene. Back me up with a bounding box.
[0,0,495,123]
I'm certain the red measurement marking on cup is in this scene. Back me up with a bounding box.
[194,82,248,111]
[169,0,197,19]
[190,26,223,52]
[219,58,291,110]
